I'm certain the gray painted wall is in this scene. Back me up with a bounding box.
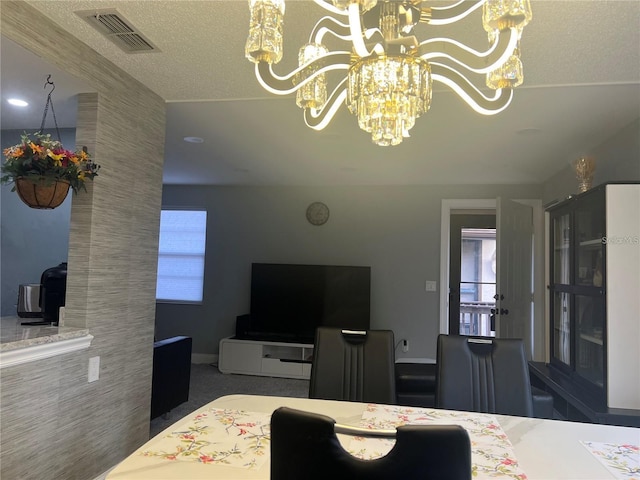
[155,117,638,361]
[155,184,542,360]
[542,118,640,205]
[0,2,165,479]
[1,129,75,316]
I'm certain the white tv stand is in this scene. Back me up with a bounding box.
[218,337,313,380]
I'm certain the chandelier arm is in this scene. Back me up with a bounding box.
[311,16,384,49]
[418,27,517,74]
[255,54,351,95]
[348,3,380,58]
[311,16,351,44]
[313,0,349,16]
[303,79,349,131]
[314,25,383,47]
[425,0,485,25]
[430,63,513,115]
[311,15,378,46]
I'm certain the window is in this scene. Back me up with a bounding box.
[156,209,207,303]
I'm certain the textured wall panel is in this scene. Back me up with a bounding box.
[0,2,165,479]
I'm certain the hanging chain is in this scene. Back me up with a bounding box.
[39,74,62,142]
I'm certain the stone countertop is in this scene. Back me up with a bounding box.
[0,316,90,352]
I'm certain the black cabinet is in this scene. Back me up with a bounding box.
[549,186,606,401]
[547,183,639,411]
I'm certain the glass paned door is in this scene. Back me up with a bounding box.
[459,229,496,336]
[449,214,496,337]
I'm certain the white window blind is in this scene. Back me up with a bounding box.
[156,209,207,303]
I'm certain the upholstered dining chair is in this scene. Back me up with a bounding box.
[309,327,397,404]
[436,334,535,417]
[270,406,472,480]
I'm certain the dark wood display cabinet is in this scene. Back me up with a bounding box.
[529,182,640,427]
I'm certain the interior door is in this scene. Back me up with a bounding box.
[449,214,496,336]
[495,198,533,354]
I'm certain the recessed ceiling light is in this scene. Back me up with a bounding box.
[183,136,204,144]
[8,98,28,107]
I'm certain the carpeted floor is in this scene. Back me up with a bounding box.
[149,363,310,437]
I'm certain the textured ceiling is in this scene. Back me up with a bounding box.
[2,0,639,186]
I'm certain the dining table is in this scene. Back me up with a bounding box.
[107,394,640,479]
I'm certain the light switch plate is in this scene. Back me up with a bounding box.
[88,356,100,383]
[425,280,437,292]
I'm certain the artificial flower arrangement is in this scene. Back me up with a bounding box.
[1,131,100,194]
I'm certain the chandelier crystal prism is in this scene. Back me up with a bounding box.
[245,0,532,146]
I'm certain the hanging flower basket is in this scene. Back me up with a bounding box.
[1,132,99,210]
[0,76,99,210]
[15,177,71,209]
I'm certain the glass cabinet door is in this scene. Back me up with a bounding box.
[553,291,571,367]
[575,194,605,287]
[575,294,604,387]
[553,213,571,285]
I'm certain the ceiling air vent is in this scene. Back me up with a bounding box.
[76,9,159,53]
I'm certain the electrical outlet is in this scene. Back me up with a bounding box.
[402,339,409,353]
[88,356,100,383]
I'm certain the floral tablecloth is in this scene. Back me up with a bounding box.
[140,405,527,477]
[141,408,272,469]
[348,404,527,479]
[581,441,640,479]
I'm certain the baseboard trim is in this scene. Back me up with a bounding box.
[192,353,218,365]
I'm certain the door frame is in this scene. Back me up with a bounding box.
[440,199,546,361]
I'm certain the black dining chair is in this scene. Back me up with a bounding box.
[270,406,471,480]
[309,327,397,404]
[436,334,537,417]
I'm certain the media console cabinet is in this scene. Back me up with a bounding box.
[218,337,313,380]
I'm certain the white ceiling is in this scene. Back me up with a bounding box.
[1,0,639,186]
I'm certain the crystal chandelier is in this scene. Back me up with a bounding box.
[245,0,532,146]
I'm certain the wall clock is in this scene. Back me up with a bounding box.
[306,202,330,226]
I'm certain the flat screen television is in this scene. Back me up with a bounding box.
[243,263,371,343]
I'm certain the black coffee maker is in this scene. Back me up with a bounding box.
[40,262,67,325]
